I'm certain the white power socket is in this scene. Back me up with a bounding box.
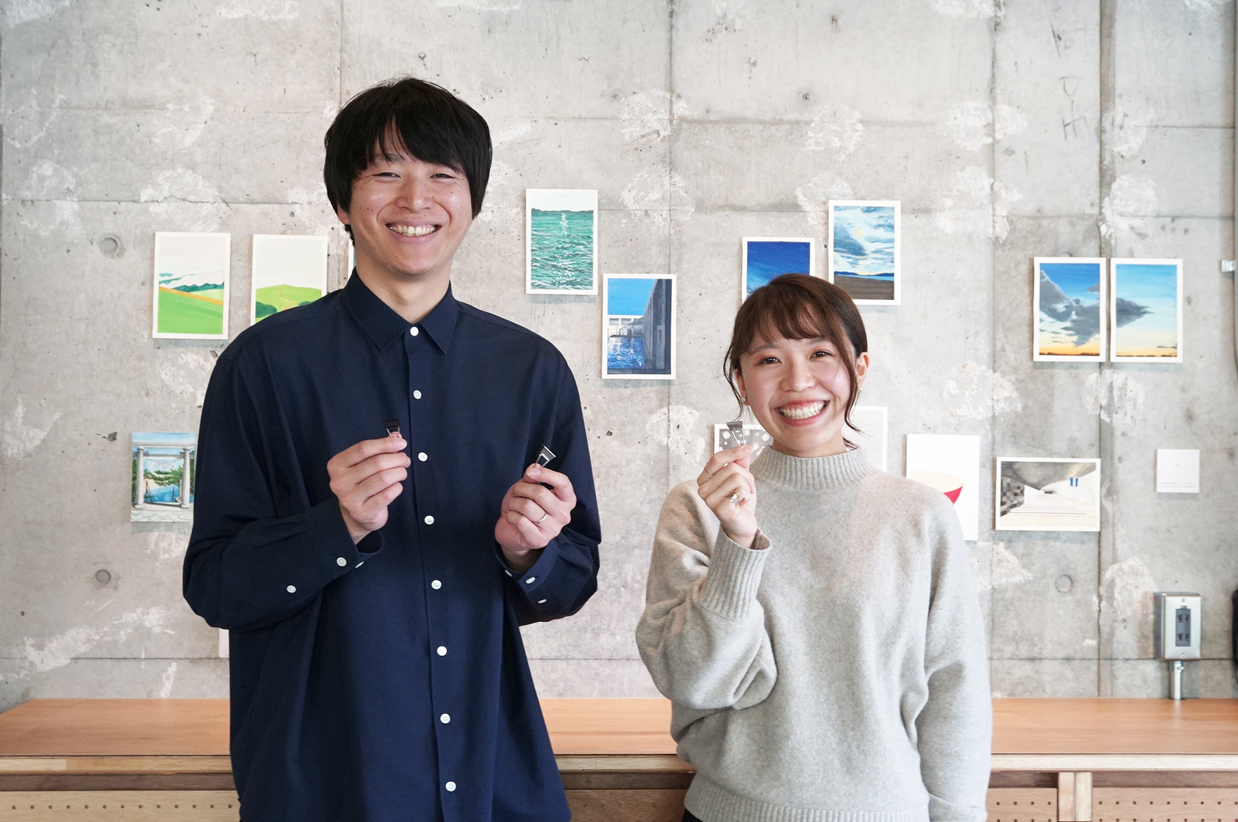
[1155,593,1201,661]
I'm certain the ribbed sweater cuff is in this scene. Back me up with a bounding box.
[698,529,770,619]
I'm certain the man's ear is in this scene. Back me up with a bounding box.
[335,205,351,228]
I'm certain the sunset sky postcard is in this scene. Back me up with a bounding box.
[828,200,900,305]
[1034,257,1106,361]
[1110,259,1182,362]
[741,237,815,300]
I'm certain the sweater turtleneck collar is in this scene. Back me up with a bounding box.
[750,444,872,490]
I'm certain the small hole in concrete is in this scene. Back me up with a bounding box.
[94,569,112,586]
[98,235,123,257]
[1054,574,1073,593]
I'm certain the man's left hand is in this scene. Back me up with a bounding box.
[495,464,576,572]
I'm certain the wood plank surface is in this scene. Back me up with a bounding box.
[992,699,1238,754]
[1092,788,1238,821]
[0,702,228,757]
[0,791,238,821]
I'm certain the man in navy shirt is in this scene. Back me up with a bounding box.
[183,77,601,822]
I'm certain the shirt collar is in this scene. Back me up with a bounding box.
[342,272,460,353]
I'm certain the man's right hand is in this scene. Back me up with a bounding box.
[327,435,411,544]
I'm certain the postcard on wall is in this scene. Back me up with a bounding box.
[526,189,598,295]
[1110,258,1183,362]
[849,405,887,473]
[131,433,196,522]
[602,274,676,380]
[741,237,815,301]
[713,422,774,454]
[828,200,900,305]
[995,457,1101,532]
[251,234,328,325]
[906,434,981,541]
[152,232,231,339]
[1033,257,1106,362]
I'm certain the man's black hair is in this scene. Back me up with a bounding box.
[324,77,492,231]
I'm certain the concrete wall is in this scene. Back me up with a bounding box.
[0,0,1233,709]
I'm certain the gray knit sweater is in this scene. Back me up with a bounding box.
[636,446,991,822]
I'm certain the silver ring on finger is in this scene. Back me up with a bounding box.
[536,512,548,525]
[728,492,743,507]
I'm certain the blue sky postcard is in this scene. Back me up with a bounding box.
[1110,259,1183,363]
[602,274,676,380]
[152,232,231,339]
[741,237,816,301]
[251,234,328,325]
[1033,257,1107,362]
[526,189,598,295]
[828,200,900,305]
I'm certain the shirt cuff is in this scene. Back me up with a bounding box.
[495,537,562,611]
[304,498,383,574]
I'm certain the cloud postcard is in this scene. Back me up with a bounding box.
[1033,257,1106,362]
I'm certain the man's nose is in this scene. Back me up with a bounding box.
[396,176,429,209]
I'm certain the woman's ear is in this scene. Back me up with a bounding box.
[734,369,747,404]
[854,351,870,391]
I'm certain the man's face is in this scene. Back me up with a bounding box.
[338,148,473,287]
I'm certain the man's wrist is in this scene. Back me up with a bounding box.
[500,544,542,574]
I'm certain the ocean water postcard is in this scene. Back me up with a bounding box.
[152,232,231,339]
[251,234,328,325]
[131,432,196,522]
[526,189,598,294]
[1033,257,1106,362]
[1110,259,1183,362]
[907,434,980,541]
[741,237,815,301]
[713,423,774,454]
[828,200,900,305]
[602,274,675,380]
[995,457,1101,532]
[849,405,887,473]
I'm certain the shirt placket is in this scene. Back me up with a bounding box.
[405,323,461,813]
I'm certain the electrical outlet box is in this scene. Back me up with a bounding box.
[1155,592,1201,660]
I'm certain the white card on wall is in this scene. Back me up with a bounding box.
[906,434,981,541]
[1156,449,1200,493]
[219,628,230,659]
[850,406,887,473]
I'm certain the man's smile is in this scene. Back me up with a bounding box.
[387,223,440,237]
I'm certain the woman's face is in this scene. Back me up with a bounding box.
[735,333,869,459]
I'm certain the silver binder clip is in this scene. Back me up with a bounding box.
[536,445,556,467]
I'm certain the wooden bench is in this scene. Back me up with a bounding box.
[2,698,1238,820]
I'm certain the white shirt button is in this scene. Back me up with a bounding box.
[431,580,442,590]
[526,577,536,584]
[413,390,422,399]
[537,599,547,604]
[437,645,447,656]
[336,557,347,567]
[424,515,435,525]
[418,452,427,462]
[445,781,456,792]
[286,585,296,594]
[440,713,451,724]
[410,327,420,337]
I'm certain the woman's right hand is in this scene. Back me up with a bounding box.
[696,445,760,549]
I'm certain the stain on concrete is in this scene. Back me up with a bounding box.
[805,104,863,158]
[794,174,853,226]
[216,0,300,20]
[1099,557,1156,658]
[943,361,1022,418]
[1105,101,1155,160]
[990,543,1033,589]
[925,0,1000,18]
[3,0,75,27]
[622,168,693,228]
[1100,174,1157,239]
[156,351,216,407]
[1085,370,1146,426]
[153,97,216,151]
[644,405,705,467]
[157,662,178,698]
[1,399,61,459]
[620,91,685,150]
[15,606,173,674]
[935,166,1023,240]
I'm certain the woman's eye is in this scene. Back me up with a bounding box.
[759,356,779,365]
[813,350,834,358]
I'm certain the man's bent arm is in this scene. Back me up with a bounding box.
[183,355,379,631]
[502,368,601,625]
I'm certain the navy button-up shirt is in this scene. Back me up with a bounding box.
[183,274,601,822]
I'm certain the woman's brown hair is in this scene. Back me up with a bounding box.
[723,274,868,435]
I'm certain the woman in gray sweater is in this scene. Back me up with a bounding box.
[636,274,991,822]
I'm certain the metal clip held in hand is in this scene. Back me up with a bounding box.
[536,445,556,467]
[726,420,747,448]
[382,418,401,438]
